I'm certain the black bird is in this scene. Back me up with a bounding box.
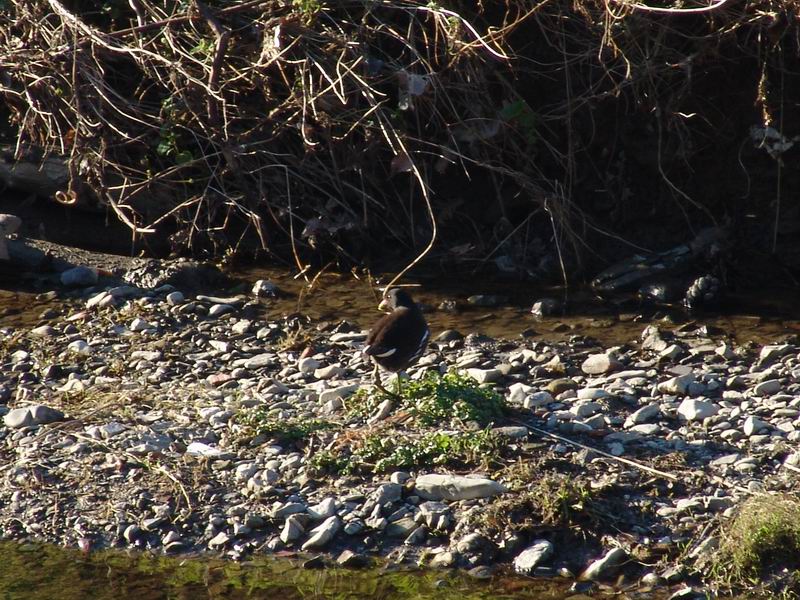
[364,288,430,396]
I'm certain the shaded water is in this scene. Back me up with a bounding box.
[0,542,586,600]
[234,267,800,347]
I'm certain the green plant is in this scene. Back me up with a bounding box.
[238,410,335,443]
[352,370,508,427]
[340,429,500,474]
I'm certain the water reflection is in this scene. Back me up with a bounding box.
[0,543,580,600]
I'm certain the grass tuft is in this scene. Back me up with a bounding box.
[712,494,800,587]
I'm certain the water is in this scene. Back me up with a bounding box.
[0,542,586,600]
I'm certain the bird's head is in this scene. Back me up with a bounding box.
[378,288,416,312]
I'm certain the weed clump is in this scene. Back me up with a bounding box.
[712,494,800,586]
[352,370,508,427]
[480,470,596,533]
[238,409,334,444]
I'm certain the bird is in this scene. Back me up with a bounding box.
[364,288,430,397]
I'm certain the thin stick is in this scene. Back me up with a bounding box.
[511,418,679,481]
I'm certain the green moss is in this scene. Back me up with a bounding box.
[353,370,508,427]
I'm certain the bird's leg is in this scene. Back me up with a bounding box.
[373,364,400,400]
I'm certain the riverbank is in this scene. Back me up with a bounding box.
[2,245,800,598]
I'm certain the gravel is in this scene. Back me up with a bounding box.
[3,266,800,597]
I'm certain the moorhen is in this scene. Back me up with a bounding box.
[364,288,430,395]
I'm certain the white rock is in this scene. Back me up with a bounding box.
[319,384,360,404]
[301,516,340,550]
[754,379,781,396]
[298,357,320,374]
[166,291,185,305]
[129,318,154,332]
[677,398,718,421]
[524,391,553,409]
[624,403,661,428]
[280,514,305,544]
[508,382,535,404]
[414,474,507,501]
[252,280,279,297]
[68,340,92,355]
[743,416,769,436]
[514,540,554,575]
[658,374,695,395]
[466,368,502,384]
[581,547,627,580]
[581,353,621,375]
[571,401,601,418]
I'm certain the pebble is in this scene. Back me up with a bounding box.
[4,405,65,428]
[581,353,621,375]
[677,398,719,421]
[514,540,554,575]
[301,516,340,550]
[414,474,507,501]
[581,547,627,580]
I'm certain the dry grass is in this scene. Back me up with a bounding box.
[1,0,797,270]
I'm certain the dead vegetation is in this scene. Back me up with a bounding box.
[1,0,798,273]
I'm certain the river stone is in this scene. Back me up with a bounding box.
[581,547,627,581]
[508,382,535,403]
[571,401,601,418]
[319,384,360,404]
[166,291,185,305]
[252,280,279,297]
[298,357,320,374]
[280,514,305,544]
[414,474,507,501]
[301,516,340,550]
[386,516,418,538]
[754,379,781,396]
[336,550,371,568]
[417,501,452,530]
[524,391,554,409]
[514,540,554,575]
[466,368,501,384]
[244,353,275,369]
[658,374,695,395]
[743,416,769,436]
[677,399,718,421]
[624,403,661,427]
[547,379,578,394]
[30,325,57,337]
[60,265,99,287]
[4,405,65,429]
[308,497,337,520]
[581,353,621,375]
[314,365,345,380]
[436,329,463,342]
[759,344,791,366]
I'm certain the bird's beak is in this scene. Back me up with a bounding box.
[378,298,390,311]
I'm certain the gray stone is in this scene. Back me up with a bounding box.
[280,514,305,544]
[414,474,507,501]
[4,405,65,428]
[658,374,695,395]
[252,280,279,297]
[581,353,621,375]
[514,540,554,575]
[754,379,781,396]
[743,415,769,436]
[581,547,627,581]
[244,353,275,369]
[301,516,340,550]
[60,266,98,287]
[624,403,660,427]
[466,368,502,384]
